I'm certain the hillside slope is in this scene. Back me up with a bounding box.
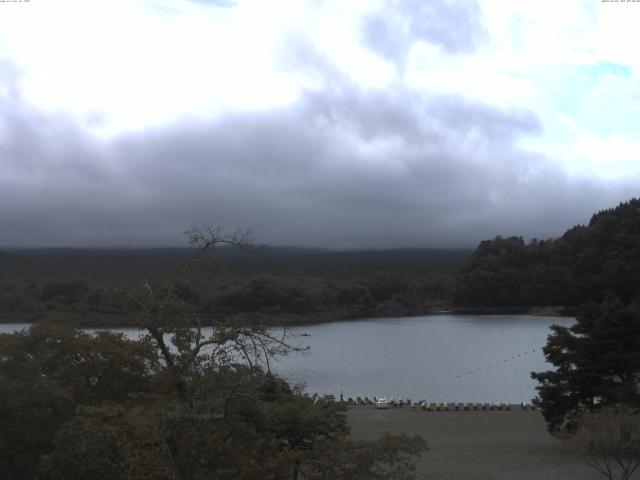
[453,198,640,308]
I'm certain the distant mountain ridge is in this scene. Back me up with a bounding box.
[0,246,471,279]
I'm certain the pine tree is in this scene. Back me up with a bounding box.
[532,299,640,434]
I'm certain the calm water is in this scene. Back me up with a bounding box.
[0,314,573,403]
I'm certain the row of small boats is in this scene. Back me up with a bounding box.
[412,401,529,411]
[318,394,536,410]
[376,399,535,410]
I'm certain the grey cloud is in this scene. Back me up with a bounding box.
[362,0,487,65]
[1,66,636,249]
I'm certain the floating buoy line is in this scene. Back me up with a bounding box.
[455,348,538,378]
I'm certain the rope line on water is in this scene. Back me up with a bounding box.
[455,348,538,378]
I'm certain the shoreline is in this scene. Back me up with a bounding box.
[0,305,574,328]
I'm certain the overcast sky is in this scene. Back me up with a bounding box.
[1,0,639,248]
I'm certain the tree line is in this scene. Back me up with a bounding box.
[0,247,465,325]
[454,199,640,478]
[520,199,640,480]
[453,198,640,434]
[453,199,640,309]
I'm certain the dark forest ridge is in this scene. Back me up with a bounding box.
[2,198,638,326]
[0,245,472,257]
[453,198,640,310]
[0,246,470,325]
[0,246,471,279]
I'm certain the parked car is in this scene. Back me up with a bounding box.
[375,398,390,409]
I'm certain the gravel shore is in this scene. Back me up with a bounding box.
[347,407,602,480]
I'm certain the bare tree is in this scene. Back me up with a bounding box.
[570,407,640,480]
[112,225,305,396]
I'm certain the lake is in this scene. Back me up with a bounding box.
[0,314,572,404]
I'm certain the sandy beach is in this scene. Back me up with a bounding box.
[348,406,603,480]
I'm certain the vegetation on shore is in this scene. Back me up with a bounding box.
[526,199,640,479]
[0,247,468,326]
[0,228,427,480]
[453,199,640,310]
[2,199,640,327]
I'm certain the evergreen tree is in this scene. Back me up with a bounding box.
[532,299,640,434]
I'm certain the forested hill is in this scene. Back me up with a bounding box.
[0,246,470,325]
[452,198,640,309]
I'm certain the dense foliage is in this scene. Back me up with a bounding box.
[532,300,640,434]
[0,247,467,325]
[522,199,640,435]
[0,229,427,479]
[0,322,427,480]
[453,199,640,309]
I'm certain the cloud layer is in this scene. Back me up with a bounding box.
[0,0,638,248]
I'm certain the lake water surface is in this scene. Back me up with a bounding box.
[0,314,573,403]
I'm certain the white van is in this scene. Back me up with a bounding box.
[375,398,390,409]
